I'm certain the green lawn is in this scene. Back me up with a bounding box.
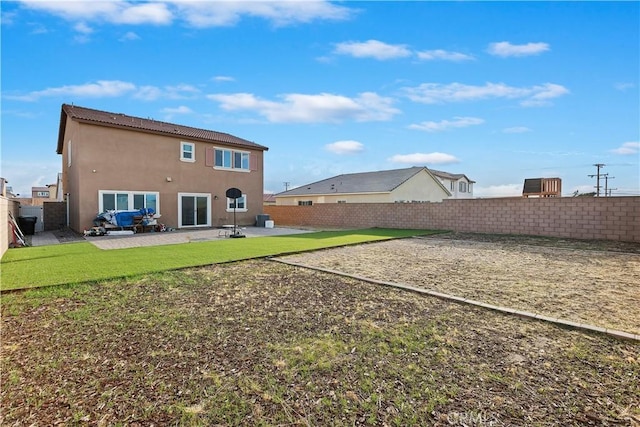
[0,228,441,291]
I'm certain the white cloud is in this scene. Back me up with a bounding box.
[20,1,173,25]
[416,49,474,62]
[614,82,635,91]
[161,105,193,115]
[611,141,640,155]
[403,82,569,106]
[119,31,140,41]
[208,92,399,123]
[213,76,235,82]
[19,0,353,28]
[6,80,199,102]
[73,22,93,34]
[409,116,484,132]
[334,40,412,60]
[474,184,521,198]
[0,160,60,198]
[134,84,199,101]
[6,80,136,101]
[325,140,364,155]
[488,41,550,57]
[388,152,460,165]
[174,1,352,28]
[503,126,532,134]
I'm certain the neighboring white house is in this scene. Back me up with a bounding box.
[275,166,460,205]
[429,169,475,199]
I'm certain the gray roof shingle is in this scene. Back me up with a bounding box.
[57,104,267,154]
[277,166,447,196]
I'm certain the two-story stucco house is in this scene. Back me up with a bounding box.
[429,169,475,199]
[56,104,268,233]
[275,167,453,205]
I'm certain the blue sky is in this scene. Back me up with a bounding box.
[1,1,638,198]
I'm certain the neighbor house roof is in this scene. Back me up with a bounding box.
[429,169,476,184]
[277,166,451,197]
[56,104,268,154]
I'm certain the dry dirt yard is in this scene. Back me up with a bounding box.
[280,233,640,336]
[1,233,639,426]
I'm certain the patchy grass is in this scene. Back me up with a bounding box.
[1,259,638,426]
[0,228,437,291]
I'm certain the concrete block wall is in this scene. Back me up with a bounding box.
[1,197,20,258]
[264,196,640,242]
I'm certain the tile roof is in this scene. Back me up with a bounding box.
[57,104,267,154]
[277,166,451,196]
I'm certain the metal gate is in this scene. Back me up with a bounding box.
[19,205,44,233]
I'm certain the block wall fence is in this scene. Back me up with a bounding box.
[264,196,640,243]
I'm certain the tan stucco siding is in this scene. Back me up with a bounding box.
[62,121,264,232]
[391,170,449,202]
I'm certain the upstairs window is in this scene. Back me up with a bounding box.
[180,142,195,162]
[459,181,468,193]
[215,148,250,171]
[298,201,313,206]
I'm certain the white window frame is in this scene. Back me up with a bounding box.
[180,142,195,162]
[459,181,468,193]
[99,190,160,213]
[36,191,50,197]
[67,140,72,167]
[178,192,211,228]
[214,147,250,172]
[226,194,247,212]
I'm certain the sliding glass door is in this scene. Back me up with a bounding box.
[178,193,210,228]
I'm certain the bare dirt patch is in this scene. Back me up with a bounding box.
[1,234,639,426]
[280,233,640,335]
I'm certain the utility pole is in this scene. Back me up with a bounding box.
[283,182,290,191]
[603,174,614,197]
[588,163,605,197]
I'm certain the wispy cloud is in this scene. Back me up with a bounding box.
[388,152,459,165]
[119,31,140,42]
[334,40,411,60]
[20,1,173,25]
[614,82,636,91]
[503,126,532,134]
[213,76,235,83]
[403,82,569,107]
[6,80,200,102]
[611,141,640,155]
[207,92,399,123]
[6,80,136,101]
[416,49,474,62]
[325,140,364,155]
[409,116,484,132]
[18,0,353,28]
[161,105,193,115]
[487,41,550,57]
